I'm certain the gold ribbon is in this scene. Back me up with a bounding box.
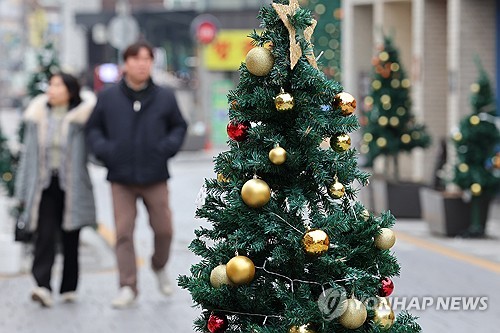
[272,0,318,69]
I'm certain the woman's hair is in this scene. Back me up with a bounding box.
[51,72,82,109]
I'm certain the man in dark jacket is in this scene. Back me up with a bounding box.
[85,40,187,309]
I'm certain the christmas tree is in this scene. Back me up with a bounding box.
[179,1,421,332]
[360,36,430,180]
[451,59,500,237]
[301,0,342,81]
[27,41,60,98]
[6,41,60,197]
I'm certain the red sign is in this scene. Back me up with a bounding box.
[196,21,218,44]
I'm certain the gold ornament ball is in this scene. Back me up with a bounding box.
[372,80,382,90]
[328,180,345,199]
[241,178,271,208]
[361,209,370,221]
[378,116,389,127]
[217,173,230,183]
[470,83,480,93]
[338,299,367,329]
[374,297,395,329]
[226,256,256,285]
[275,90,295,112]
[334,92,357,116]
[302,229,330,256]
[401,134,411,144]
[376,137,387,148]
[2,172,12,182]
[458,163,469,173]
[210,265,234,288]
[245,47,274,76]
[469,115,480,126]
[471,183,482,196]
[453,132,463,142]
[390,117,400,127]
[379,52,389,62]
[374,228,396,250]
[269,145,287,165]
[330,133,351,152]
[493,155,500,169]
[289,324,317,333]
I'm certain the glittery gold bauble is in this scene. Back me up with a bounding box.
[453,132,463,142]
[374,228,396,250]
[363,133,373,143]
[361,209,370,221]
[226,256,255,285]
[378,116,388,126]
[391,79,400,88]
[401,79,411,88]
[241,178,271,208]
[372,80,382,90]
[374,297,395,329]
[245,47,274,76]
[289,324,317,333]
[471,183,482,196]
[275,89,294,111]
[302,229,330,256]
[379,52,389,62]
[330,133,351,152]
[458,163,469,173]
[380,94,391,104]
[210,265,234,288]
[389,117,400,127]
[396,107,406,116]
[376,137,387,148]
[364,96,374,106]
[401,134,411,144]
[217,173,230,183]
[269,145,287,165]
[469,115,480,126]
[338,299,367,329]
[333,92,357,116]
[390,63,400,72]
[2,172,12,182]
[328,180,345,199]
[470,83,480,93]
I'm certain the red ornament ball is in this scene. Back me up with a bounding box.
[208,313,228,333]
[379,277,394,297]
[227,121,250,142]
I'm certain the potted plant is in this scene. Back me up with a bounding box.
[360,35,431,218]
[421,59,500,237]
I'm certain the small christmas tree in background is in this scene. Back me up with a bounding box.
[4,41,61,198]
[360,35,430,180]
[179,1,421,332]
[27,41,60,98]
[451,58,500,237]
[301,0,342,81]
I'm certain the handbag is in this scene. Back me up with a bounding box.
[14,211,33,243]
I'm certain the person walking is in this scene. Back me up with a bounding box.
[85,40,187,309]
[15,72,97,307]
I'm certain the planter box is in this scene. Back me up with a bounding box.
[419,187,490,237]
[371,178,423,218]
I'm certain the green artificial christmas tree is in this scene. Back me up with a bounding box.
[451,59,500,237]
[301,0,342,81]
[27,41,60,98]
[7,41,60,197]
[0,129,16,196]
[179,2,421,332]
[361,36,430,180]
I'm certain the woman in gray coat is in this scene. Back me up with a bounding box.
[15,73,96,307]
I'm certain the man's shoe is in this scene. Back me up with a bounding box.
[61,291,77,303]
[31,287,53,307]
[111,286,136,309]
[153,268,173,296]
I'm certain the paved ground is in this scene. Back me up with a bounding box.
[0,109,499,332]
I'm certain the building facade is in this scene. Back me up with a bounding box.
[342,0,498,183]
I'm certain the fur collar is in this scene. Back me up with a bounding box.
[24,90,96,125]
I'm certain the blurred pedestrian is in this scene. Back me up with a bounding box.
[15,72,97,307]
[85,40,187,309]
